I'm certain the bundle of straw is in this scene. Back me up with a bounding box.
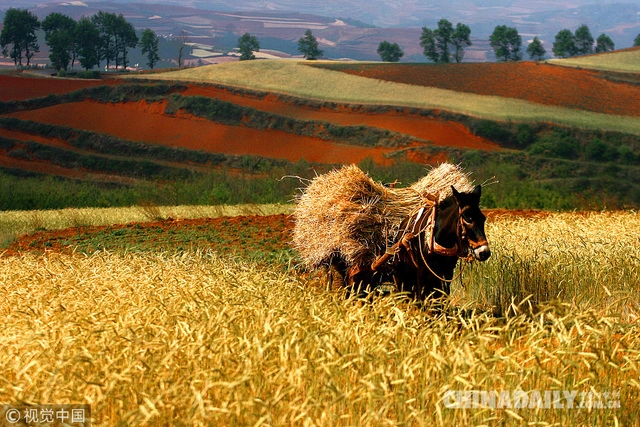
[292,163,473,269]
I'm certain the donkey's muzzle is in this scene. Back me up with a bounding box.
[472,244,491,261]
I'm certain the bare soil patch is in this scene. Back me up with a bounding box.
[0,73,120,101]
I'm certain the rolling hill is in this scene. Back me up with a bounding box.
[1,50,639,210]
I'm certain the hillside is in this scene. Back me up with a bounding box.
[147,60,640,134]
[1,55,640,210]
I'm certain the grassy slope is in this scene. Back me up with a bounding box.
[547,47,640,73]
[141,60,640,135]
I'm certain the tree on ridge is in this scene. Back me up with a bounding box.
[298,29,323,60]
[0,8,40,67]
[238,33,260,61]
[377,41,404,62]
[490,25,522,61]
[139,28,160,69]
[527,36,546,60]
[420,19,472,63]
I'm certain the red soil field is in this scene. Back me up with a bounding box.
[2,214,294,257]
[9,100,395,165]
[183,84,500,151]
[317,62,640,117]
[0,73,120,101]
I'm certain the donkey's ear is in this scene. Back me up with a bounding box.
[473,185,482,197]
[451,186,461,201]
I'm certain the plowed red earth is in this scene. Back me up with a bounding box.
[317,61,640,116]
[0,73,121,101]
[9,100,396,165]
[182,85,499,151]
[2,210,548,257]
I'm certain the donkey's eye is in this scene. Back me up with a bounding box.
[462,212,474,223]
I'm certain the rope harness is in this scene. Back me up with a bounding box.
[370,199,486,283]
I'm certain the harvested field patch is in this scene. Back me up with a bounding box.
[147,61,640,134]
[547,47,640,73]
[3,209,547,258]
[3,214,294,264]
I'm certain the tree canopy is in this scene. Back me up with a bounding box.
[595,33,615,53]
[91,11,137,70]
[238,33,260,61]
[526,36,546,60]
[490,25,522,61]
[553,26,615,58]
[42,12,77,71]
[552,29,577,58]
[75,16,100,70]
[574,25,594,56]
[0,8,40,67]
[451,23,472,63]
[139,28,160,69]
[298,30,323,60]
[377,41,404,62]
[420,19,472,63]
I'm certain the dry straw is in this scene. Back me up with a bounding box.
[292,163,474,269]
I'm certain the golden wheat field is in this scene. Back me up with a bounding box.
[1,209,639,426]
[547,48,640,73]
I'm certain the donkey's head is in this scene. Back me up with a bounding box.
[451,185,491,261]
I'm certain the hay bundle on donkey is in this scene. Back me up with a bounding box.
[292,163,474,272]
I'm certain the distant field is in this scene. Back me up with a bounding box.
[547,47,640,73]
[2,64,639,211]
[145,60,640,134]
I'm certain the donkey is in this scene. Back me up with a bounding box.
[390,185,491,301]
[344,185,490,302]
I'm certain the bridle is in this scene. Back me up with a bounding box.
[457,205,489,256]
[371,199,485,283]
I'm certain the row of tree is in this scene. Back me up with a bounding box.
[374,19,622,63]
[2,8,637,68]
[0,8,160,70]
